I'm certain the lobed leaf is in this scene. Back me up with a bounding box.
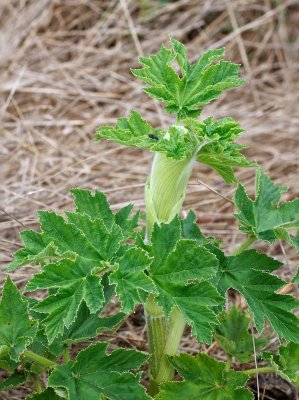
[148,219,223,343]
[263,342,299,386]
[158,352,253,400]
[0,277,37,361]
[26,259,104,343]
[110,247,156,312]
[209,247,299,342]
[234,168,299,247]
[48,342,150,400]
[131,38,245,119]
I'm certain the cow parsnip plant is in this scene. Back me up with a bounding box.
[1,39,299,399]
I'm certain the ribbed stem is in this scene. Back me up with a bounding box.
[145,295,168,381]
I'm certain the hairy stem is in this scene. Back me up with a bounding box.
[232,236,256,256]
[225,355,232,372]
[31,374,43,393]
[64,346,70,363]
[243,366,277,375]
[23,350,56,368]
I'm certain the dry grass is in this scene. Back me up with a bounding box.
[1,0,299,398]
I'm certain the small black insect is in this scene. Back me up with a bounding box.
[148,134,159,141]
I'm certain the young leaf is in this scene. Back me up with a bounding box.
[0,277,37,361]
[110,247,156,312]
[26,259,104,343]
[209,247,299,342]
[48,342,150,400]
[131,39,244,119]
[97,113,251,183]
[263,342,299,386]
[215,306,266,362]
[234,168,299,247]
[158,353,253,400]
[148,221,223,343]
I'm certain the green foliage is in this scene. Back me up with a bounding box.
[148,218,222,343]
[158,353,253,400]
[235,168,299,248]
[210,247,299,342]
[215,306,266,362]
[2,38,299,400]
[97,113,251,183]
[0,371,27,391]
[0,277,37,361]
[263,342,299,386]
[131,38,244,119]
[48,343,149,400]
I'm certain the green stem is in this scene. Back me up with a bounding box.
[145,295,168,382]
[243,366,277,375]
[154,307,186,385]
[64,346,70,363]
[23,350,56,368]
[225,355,232,372]
[231,236,256,256]
[32,374,43,393]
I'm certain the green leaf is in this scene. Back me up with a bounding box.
[180,210,207,244]
[26,259,104,343]
[7,230,70,272]
[26,388,63,400]
[215,306,266,362]
[110,247,156,312]
[48,343,150,400]
[210,247,299,342]
[0,277,37,361]
[234,168,299,246]
[70,188,115,227]
[131,39,244,119]
[149,221,222,343]
[263,342,299,386]
[97,113,251,182]
[8,189,139,271]
[158,353,253,400]
[0,371,27,391]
